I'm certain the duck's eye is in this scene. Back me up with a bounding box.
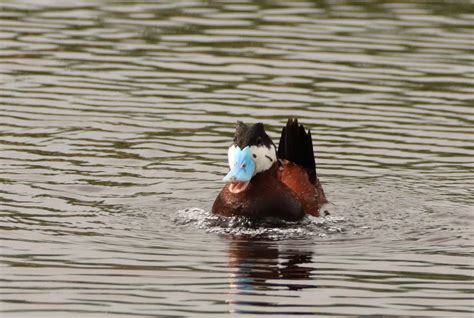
[241,163,247,169]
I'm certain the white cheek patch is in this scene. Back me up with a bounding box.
[228,144,236,169]
[250,145,276,174]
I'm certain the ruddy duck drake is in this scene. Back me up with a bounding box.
[212,118,327,221]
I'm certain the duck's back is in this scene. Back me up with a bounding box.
[277,118,327,216]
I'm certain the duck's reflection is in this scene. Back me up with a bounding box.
[227,238,316,292]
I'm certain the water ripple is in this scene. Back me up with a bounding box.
[0,0,473,317]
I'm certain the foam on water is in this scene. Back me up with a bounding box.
[175,207,346,239]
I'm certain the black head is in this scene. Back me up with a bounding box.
[233,121,274,149]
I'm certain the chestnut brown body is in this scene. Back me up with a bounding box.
[278,160,327,217]
[212,161,327,221]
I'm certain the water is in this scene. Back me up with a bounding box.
[1,0,473,316]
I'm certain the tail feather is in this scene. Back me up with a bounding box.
[277,118,317,184]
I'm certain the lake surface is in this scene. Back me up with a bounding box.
[1,0,473,317]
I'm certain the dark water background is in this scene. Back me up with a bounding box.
[1,0,473,317]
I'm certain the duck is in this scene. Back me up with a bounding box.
[212,118,327,221]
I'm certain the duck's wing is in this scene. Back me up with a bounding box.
[277,118,316,184]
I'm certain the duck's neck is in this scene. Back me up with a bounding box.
[250,162,279,183]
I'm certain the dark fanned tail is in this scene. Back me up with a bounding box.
[277,118,317,184]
